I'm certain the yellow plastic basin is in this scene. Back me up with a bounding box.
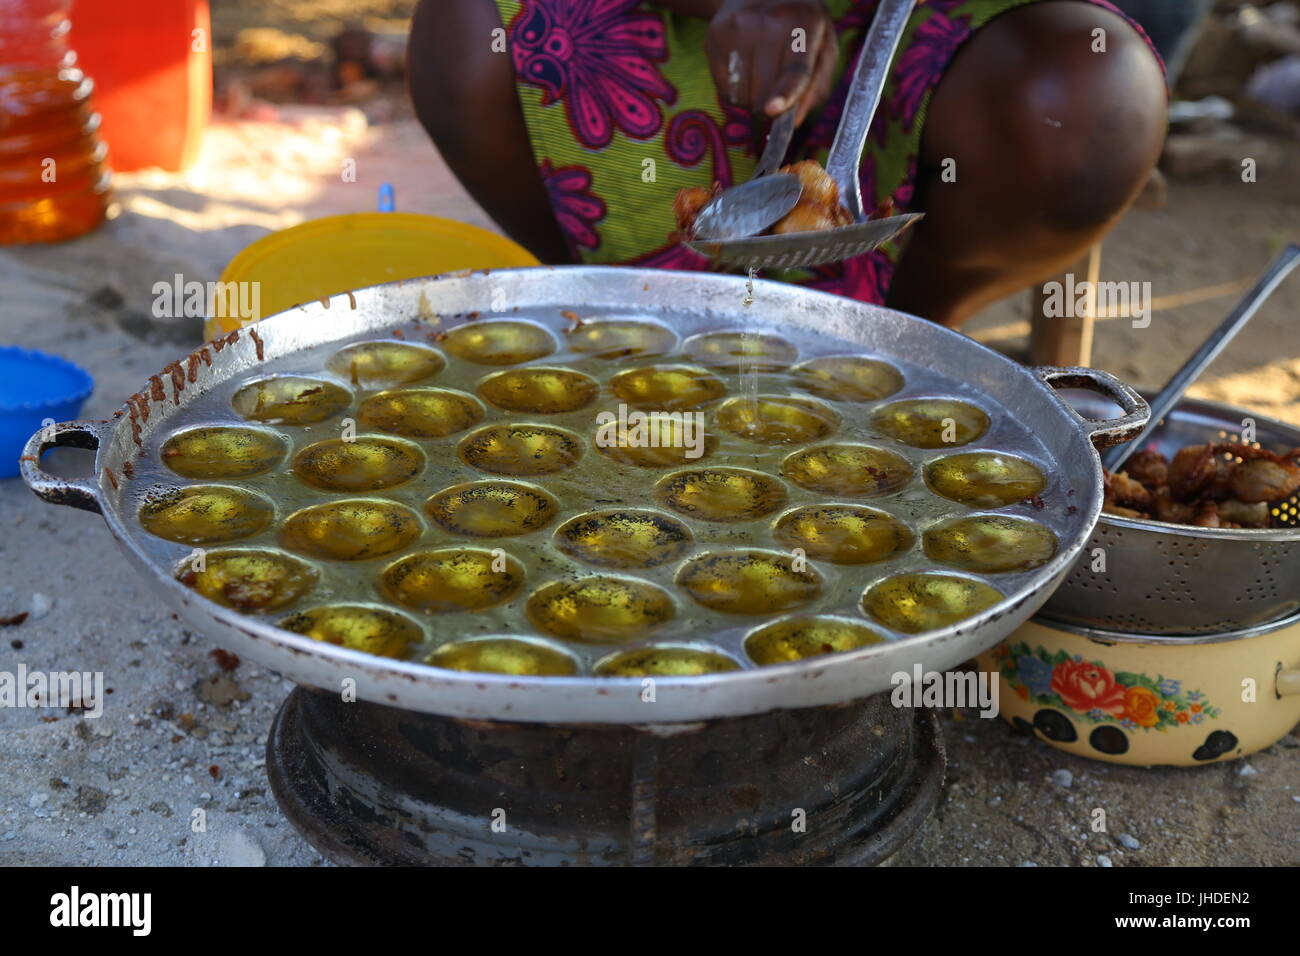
[207,213,539,339]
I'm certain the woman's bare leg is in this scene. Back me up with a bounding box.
[886,1,1167,327]
[408,0,573,263]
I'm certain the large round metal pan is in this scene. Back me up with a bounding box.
[21,267,1146,724]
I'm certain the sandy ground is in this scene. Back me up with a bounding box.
[1,106,1297,866]
[964,152,1300,426]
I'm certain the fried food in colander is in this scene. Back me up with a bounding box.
[1104,442,1300,528]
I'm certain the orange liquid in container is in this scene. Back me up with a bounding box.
[0,0,111,244]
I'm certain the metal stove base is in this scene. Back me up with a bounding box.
[267,688,945,866]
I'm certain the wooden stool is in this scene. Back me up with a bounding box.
[1028,243,1103,368]
[1027,169,1168,367]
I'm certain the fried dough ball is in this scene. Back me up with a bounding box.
[1224,445,1300,503]
[1216,498,1271,527]
[1125,449,1168,490]
[1150,487,1194,525]
[671,160,854,239]
[783,159,840,207]
[674,185,717,233]
[1106,470,1153,510]
[771,161,854,235]
[772,203,841,235]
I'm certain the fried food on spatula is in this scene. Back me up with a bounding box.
[674,159,866,240]
[770,161,853,235]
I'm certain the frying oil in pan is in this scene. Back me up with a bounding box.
[137,312,1063,678]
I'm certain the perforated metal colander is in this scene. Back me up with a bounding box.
[1040,393,1300,635]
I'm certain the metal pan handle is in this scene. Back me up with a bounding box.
[1034,366,1150,451]
[19,420,106,514]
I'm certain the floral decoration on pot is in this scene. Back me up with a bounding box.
[992,643,1221,732]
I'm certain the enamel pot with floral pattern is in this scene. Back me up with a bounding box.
[977,614,1300,766]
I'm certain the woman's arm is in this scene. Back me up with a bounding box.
[662,1,838,125]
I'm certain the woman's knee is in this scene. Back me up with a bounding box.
[926,1,1167,234]
[1019,4,1166,230]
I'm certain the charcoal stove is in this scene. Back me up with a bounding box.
[266,688,944,866]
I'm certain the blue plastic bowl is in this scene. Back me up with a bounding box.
[0,346,94,479]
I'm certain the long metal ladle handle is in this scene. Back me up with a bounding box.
[824,0,916,220]
[1103,242,1300,471]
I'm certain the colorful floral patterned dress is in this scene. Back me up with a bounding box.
[492,0,1160,303]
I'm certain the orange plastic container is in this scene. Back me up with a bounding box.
[0,0,112,243]
[70,0,211,172]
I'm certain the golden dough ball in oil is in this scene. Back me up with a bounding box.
[593,645,739,677]
[554,510,693,569]
[280,499,422,561]
[922,514,1058,574]
[593,412,716,468]
[280,605,423,659]
[526,577,675,644]
[871,399,989,449]
[790,356,903,402]
[357,387,484,438]
[925,452,1046,508]
[654,467,787,522]
[140,486,273,545]
[178,549,317,614]
[772,505,912,564]
[676,550,821,615]
[862,573,1002,634]
[745,616,886,665]
[715,395,839,445]
[442,321,556,365]
[329,341,445,386]
[476,367,599,414]
[609,365,726,411]
[565,319,677,360]
[380,549,525,613]
[428,637,578,676]
[683,331,797,371]
[425,481,559,538]
[231,377,351,425]
[459,424,583,476]
[160,427,286,479]
[782,443,913,497]
[293,437,424,492]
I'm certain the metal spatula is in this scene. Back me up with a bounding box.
[692,107,802,240]
[687,0,922,270]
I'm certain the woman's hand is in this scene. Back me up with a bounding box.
[704,0,838,125]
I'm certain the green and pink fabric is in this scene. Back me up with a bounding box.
[491,0,1159,303]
